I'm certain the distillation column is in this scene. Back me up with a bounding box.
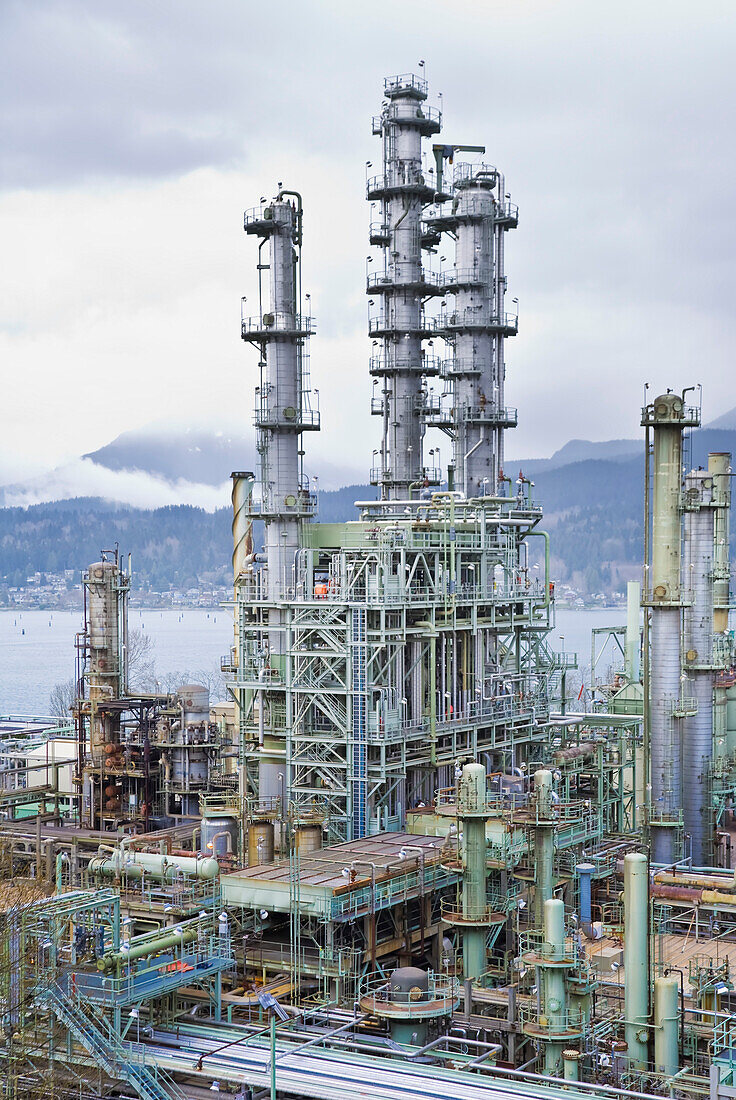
[443,168,517,495]
[682,470,716,864]
[242,194,318,800]
[81,556,129,825]
[642,393,699,863]
[368,73,442,499]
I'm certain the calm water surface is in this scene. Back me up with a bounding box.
[0,604,625,715]
[0,607,233,714]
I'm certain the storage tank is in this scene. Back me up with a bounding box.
[177,684,210,726]
[200,815,239,858]
[248,821,275,866]
[388,967,430,1045]
[294,824,322,854]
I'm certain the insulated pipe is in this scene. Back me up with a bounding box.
[98,923,199,972]
[654,870,736,890]
[653,975,680,1078]
[232,472,256,580]
[623,853,650,1071]
[709,453,731,634]
[682,470,716,863]
[626,581,641,683]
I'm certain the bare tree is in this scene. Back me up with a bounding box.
[157,663,227,703]
[126,627,156,690]
[49,678,76,718]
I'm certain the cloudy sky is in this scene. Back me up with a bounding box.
[2,0,735,490]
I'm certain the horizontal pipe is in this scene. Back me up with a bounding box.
[99,923,199,972]
[88,850,219,882]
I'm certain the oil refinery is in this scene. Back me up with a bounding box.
[1,70,736,1100]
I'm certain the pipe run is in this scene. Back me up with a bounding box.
[98,921,200,972]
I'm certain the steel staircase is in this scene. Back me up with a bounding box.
[351,608,368,839]
[44,979,186,1100]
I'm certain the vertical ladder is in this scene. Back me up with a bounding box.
[351,608,368,839]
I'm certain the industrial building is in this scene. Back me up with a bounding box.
[0,70,735,1100]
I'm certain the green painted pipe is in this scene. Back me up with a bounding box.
[654,975,679,1077]
[624,853,650,1071]
[416,621,438,765]
[98,923,199,972]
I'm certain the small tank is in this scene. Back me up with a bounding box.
[248,821,275,866]
[201,815,238,858]
[389,967,429,1004]
[177,684,210,727]
[294,824,322,854]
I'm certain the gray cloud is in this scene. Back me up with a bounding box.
[2,0,735,465]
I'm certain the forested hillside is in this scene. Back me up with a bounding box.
[2,426,734,596]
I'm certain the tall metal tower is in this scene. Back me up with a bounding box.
[368,73,443,499]
[430,164,518,495]
[241,191,319,801]
[642,392,700,863]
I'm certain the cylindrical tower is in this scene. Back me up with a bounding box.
[84,558,127,766]
[642,392,700,863]
[243,195,317,605]
[441,166,518,496]
[623,852,650,1071]
[368,72,442,499]
[242,192,319,803]
[458,761,489,981]
[533,768,556,926]
[541,898,568,1077]
[709,452,732,634]
[682,470,716,864]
